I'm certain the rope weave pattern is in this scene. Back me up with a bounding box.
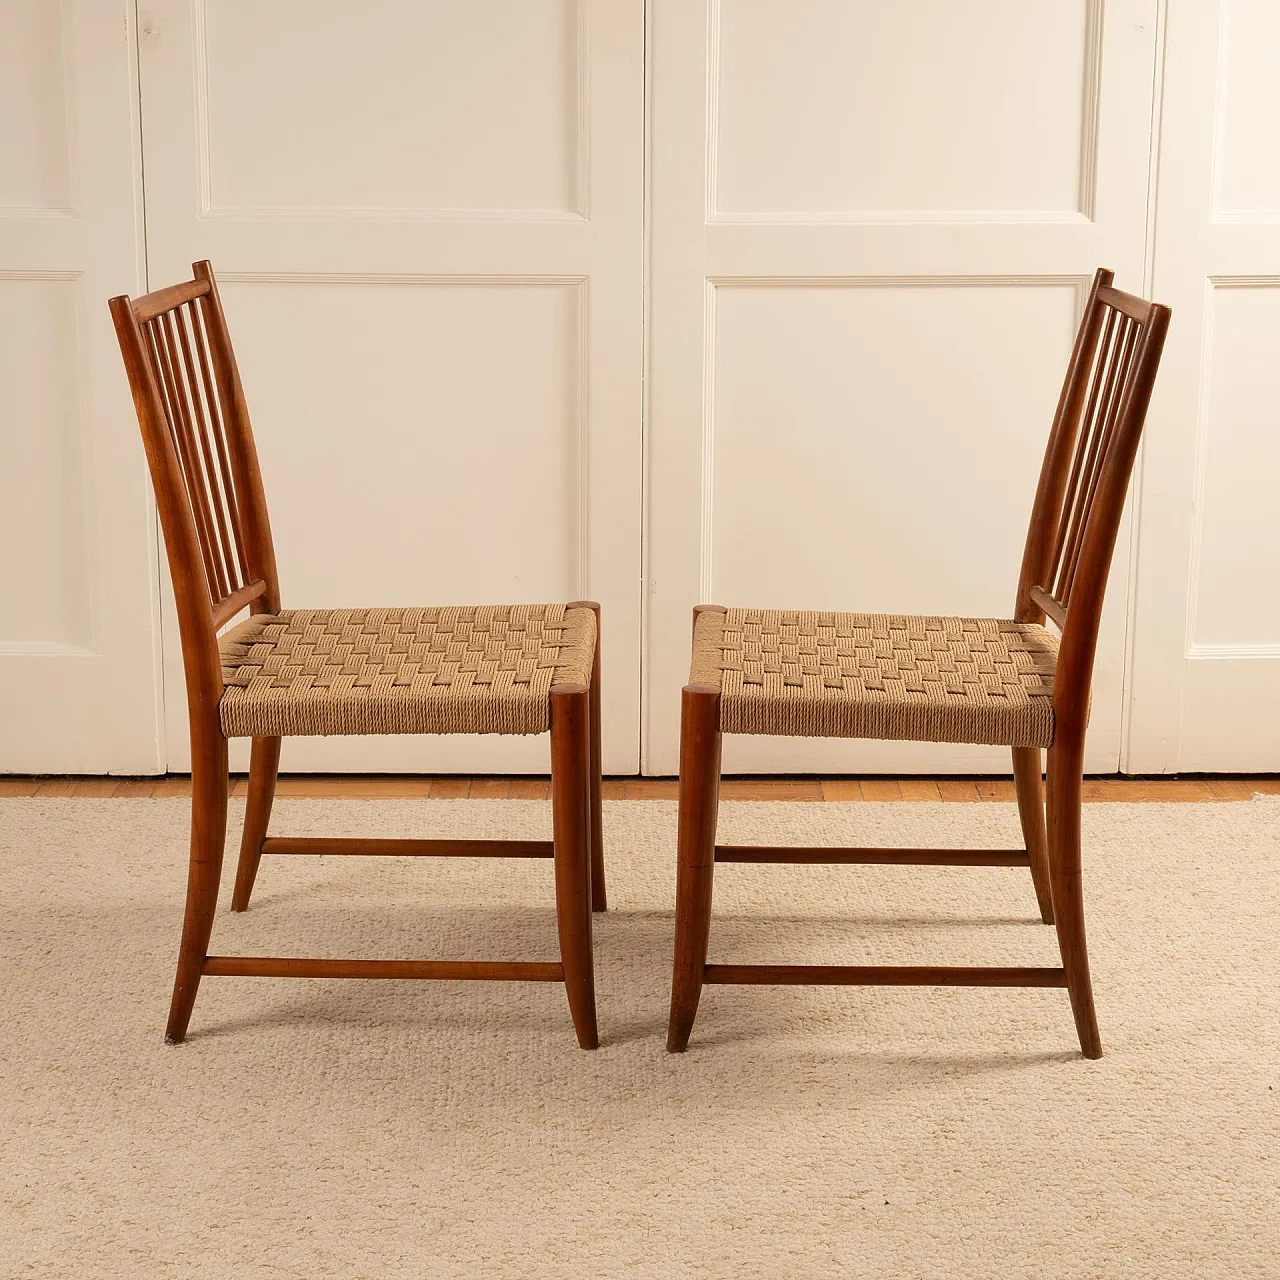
[690,608,1058,747]
[219,605,594,738]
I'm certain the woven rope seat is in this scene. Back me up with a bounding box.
[690,608,1059,748]
[218,604,595,739]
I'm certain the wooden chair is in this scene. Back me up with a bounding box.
[110,262,605,1049]
[667,269,1170,1059]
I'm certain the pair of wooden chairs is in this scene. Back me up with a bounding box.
[112,266,1168,1058]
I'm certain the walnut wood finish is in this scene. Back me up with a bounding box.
[1012,745,1054,923]
[667,682,723,1053]
[110,264,603,1047]
[550,685,598,1049]
[203,958,564,982]
[704,965,1068,988]
[568,600,607,912]
[260,838,556,858]
[668,273,1170,1059]
[230,735,279,912]
[715,846,1032,867]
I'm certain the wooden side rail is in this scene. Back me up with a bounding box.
[260,837,555,858]
[703,965,1068,987]
[203,957,565,981]
[715,846,1031,867]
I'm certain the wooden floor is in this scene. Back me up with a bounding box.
[2,775,1277,802]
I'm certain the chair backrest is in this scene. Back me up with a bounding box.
[110,262,280,717]
[1015,268,1170,739]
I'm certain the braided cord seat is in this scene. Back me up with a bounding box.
[690,607,1058,748]
[219,604,595,738]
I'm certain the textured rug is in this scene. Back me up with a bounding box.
[1,796,1277,1278]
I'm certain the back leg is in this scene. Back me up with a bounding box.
[1012,745,1054,924]
[585,603,606,911]
[231,735,281,912]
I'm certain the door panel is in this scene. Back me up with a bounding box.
[0,0,161,773]
[1127,0,1280,770]
[645,0,1161,774]
[138,0,643,774]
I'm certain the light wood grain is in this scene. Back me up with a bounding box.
[898,779,943,801]
[720,780,823,801]
[8,774,1278,802]
[428,778,471,800]
[508,778,552,801]
[821,779,864,801]
[859,779,903,802]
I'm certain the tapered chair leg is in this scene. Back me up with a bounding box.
[585,604,607,912]
[1012,746,1054,924]
[550,685,598,1049]
[231,735,281,912]
[667,685,722,1053]
[165,726,230,1044]
[1045,743,1101,1059]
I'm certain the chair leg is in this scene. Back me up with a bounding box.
[1012,746,1054,924]
[231,735,281,912]
[1046,743,1102,1059]
[165,724,229,1045]
[587,606,607,912]
[667,685,722,1053]
[550,685,598,1049]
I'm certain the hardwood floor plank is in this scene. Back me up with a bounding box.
[467,778,512,800]
[507,779,552,800]
[624,780,679,799]
[1206,778,1253,801]
[859,779,903,802]
[1243,777,1280,797]
[898,779,943,802]
[429,777,471,800]
[70,779,121,797]
[33,780,77,797]
[721,780,823,801]
[150,777,192,797]
[273,775,373,798]
[975,780,1015,802]
[821,779,865,801]
[937,780,981,802]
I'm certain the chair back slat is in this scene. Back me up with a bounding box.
[186,298,252,588]
[145,302,249,606]
[111,262,279,709]
[1044,305,1118,588]
[1016,268,1170,732]
[146,310,230,601]
[1050,309,1141,607]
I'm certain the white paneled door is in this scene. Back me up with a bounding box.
[137,0,643,773]
[1126,0,1280,771]
[16,1,1280,780]
[644,0,1162,774]
[0,1,161,772]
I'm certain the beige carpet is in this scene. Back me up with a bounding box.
[1,796,1277,1278]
